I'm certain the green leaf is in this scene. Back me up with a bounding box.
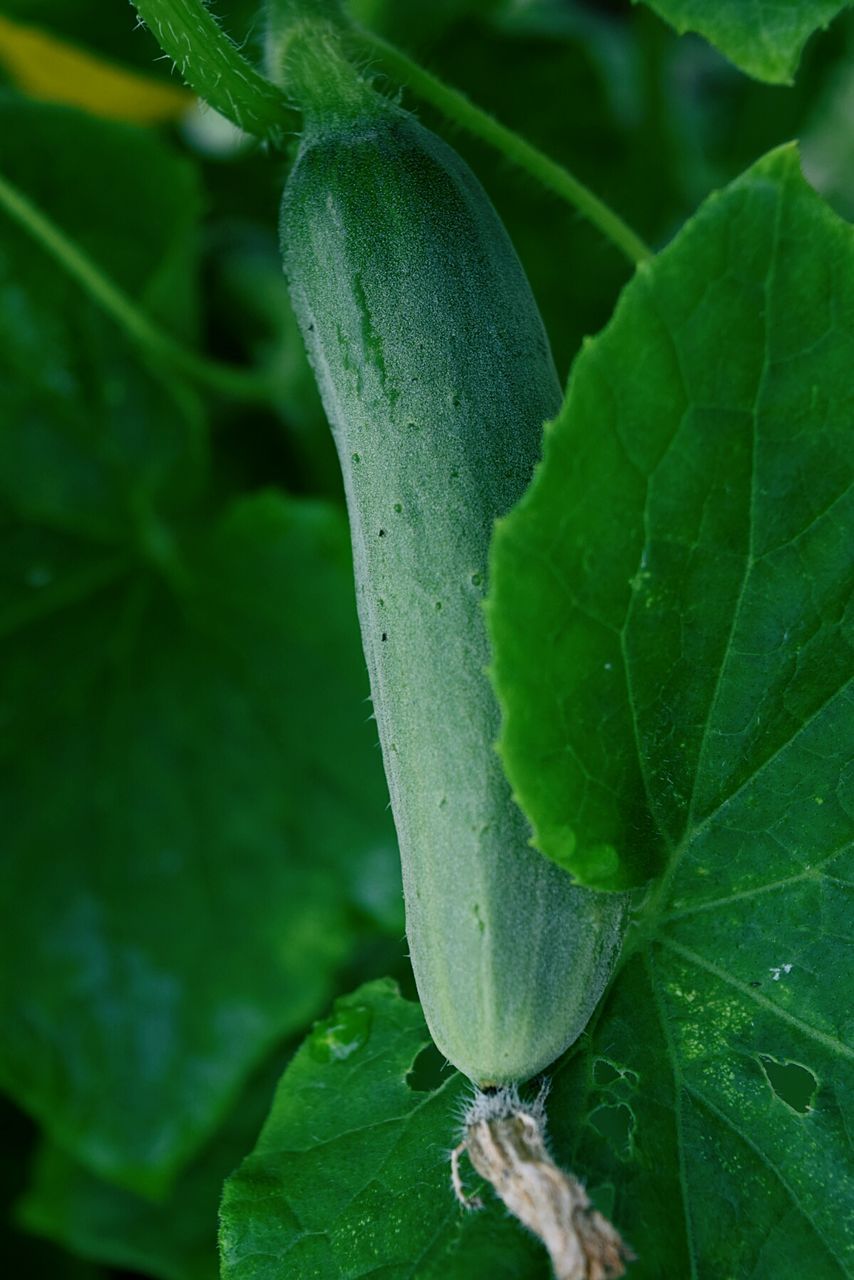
[17,1047,288,1280]
[489,143,852,891]
[21,1148,217,1280]
[0,492,399,1196]
[219,980,551,1280]
[0,93,399,1197]
[0,93,199,334]
[636,0,851,84]
[548,934,852,1277]
[482,145,853,1271]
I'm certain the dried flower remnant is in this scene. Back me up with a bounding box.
[452,1084,633,1280]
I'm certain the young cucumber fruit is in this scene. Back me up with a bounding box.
[281,93,626,1085]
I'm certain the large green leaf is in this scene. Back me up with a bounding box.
[637,0,850,84]
[547,937,852,1277]
[0,493,399,1195]
[489,143,852,892]
[0,98,399,1194]
[0,94,199,336]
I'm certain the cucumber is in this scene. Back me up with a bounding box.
[281,93,626,1084]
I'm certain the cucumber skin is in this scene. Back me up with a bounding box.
[281,104,625,1084]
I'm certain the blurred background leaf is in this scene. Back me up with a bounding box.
[17,1045,291,1280]
[0,95,400,1200]
[1,489,401,1194]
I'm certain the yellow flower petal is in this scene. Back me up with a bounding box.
[0,15,193,123]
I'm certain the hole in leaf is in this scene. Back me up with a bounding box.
[759,1056,817,1114]
[593,1058,621,1086]
[406,1042,448,1093]
[589,1102,635,1155]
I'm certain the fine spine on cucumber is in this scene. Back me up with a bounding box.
[281,91,626,1085]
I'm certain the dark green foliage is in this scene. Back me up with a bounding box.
[0,96,398,1199]
[0,4,851,1279]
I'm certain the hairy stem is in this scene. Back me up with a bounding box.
[265,0,345,83]
[0,170,275,402]
[130,0,296,140]
[357,30,652,266]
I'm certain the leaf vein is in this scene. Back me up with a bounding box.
[661,842,851,921]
